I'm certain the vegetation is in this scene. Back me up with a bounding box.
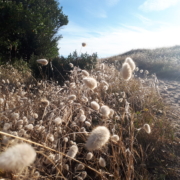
[29,50,98,84]
[0,0,68,62]
[104,45,180,80]
[0,58,179,179]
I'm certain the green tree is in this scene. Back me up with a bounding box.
[0,0,68,62]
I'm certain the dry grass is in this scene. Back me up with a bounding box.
[0,60,179,180]
[101,45,180,80]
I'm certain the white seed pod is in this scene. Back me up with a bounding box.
[86,126,110,151]
[11,112,19,120]
[63,137,69,142]
[69,63,74,68]
[85,121,91,127]
[18,129,26,136]
[109,109,114,118]
[135,67,139,71]
[86,152,93,160]
[79,109,85,115]
[103,85,108,91]
[99,157,106,167]
[2,136,10,145]
[76,164,85,170]
[66,145,78,158]
[3,123,12,131]
[140,69,143,73]
[81,96,88,103]
[41,98,50,106]
[70,82,76,88]
[0,98,4,104]
[64,164,69,171]
[81,70,89,77]
[34,171,40,177]
[145,70,149,74]
[91,101,100,111]
[79,115,86,123]
[48,134,54,142]
[81,171,87,179]
[23,116,28,123]
[68,94,76,101]
[77,176,83,180]
[143,124,151,134]
[70,122,77,128]
[83,77,97,90]
[115,115,120,120]
[125,57,136,71]
[17,120,23,125]
[111,135,120,142]
[121,62,132,81]
[25,124,34,130]
[0,143,36,172]
[100,105,110,117]
[100,63,105,70]
[33,113,38,119]
[119,98,123,102]
[36,59,48,65]
[53,117,62,125]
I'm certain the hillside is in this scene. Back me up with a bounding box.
[102,45,180,80]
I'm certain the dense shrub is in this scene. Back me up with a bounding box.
[29,51,98,84]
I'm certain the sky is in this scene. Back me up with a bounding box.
[57,0,180,58]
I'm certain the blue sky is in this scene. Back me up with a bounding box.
[58,0,180,58]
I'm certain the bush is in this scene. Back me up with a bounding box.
[29,51,98,84]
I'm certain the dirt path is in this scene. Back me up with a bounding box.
[158,79,180,137]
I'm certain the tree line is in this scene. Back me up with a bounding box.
[0,0,68,62]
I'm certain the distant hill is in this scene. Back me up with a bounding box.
[101,45,180,80]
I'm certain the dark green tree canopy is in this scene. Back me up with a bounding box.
[0,0,68,62]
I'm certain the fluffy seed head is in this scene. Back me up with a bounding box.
[111,135,120,142]
[121,62,132,81]
[81,70,89,77]
[36,59,48,65]
[100,105,110,117]
[83,77,97,90]
[0,143,36,172]
[79,115,86,123]
[53,117,62,125]
[3,123,11,131]
[125,57,136,71]
[85,126,110,151]
[85,121,91,127]
[82,42,86,47]
[69,63,74,68]
[99,157,106,167]
[143,124,151,134]
[76,164,85,170]
[68,94,76,101]
[109,109,114,118]
[0,98,4,104]
[81,171,87,179]
[91,101,100,110]
[86,152,93,160]
[25,124,34,130]
[41,98,50,106]
[66,145,78,158]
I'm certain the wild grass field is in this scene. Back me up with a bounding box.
[0,46,180,180]
[102,45,180,80]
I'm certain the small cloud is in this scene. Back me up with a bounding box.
[86,8,107,18]
[105,0,120,7]
[135,14,153,26]
[139,0,180,12]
